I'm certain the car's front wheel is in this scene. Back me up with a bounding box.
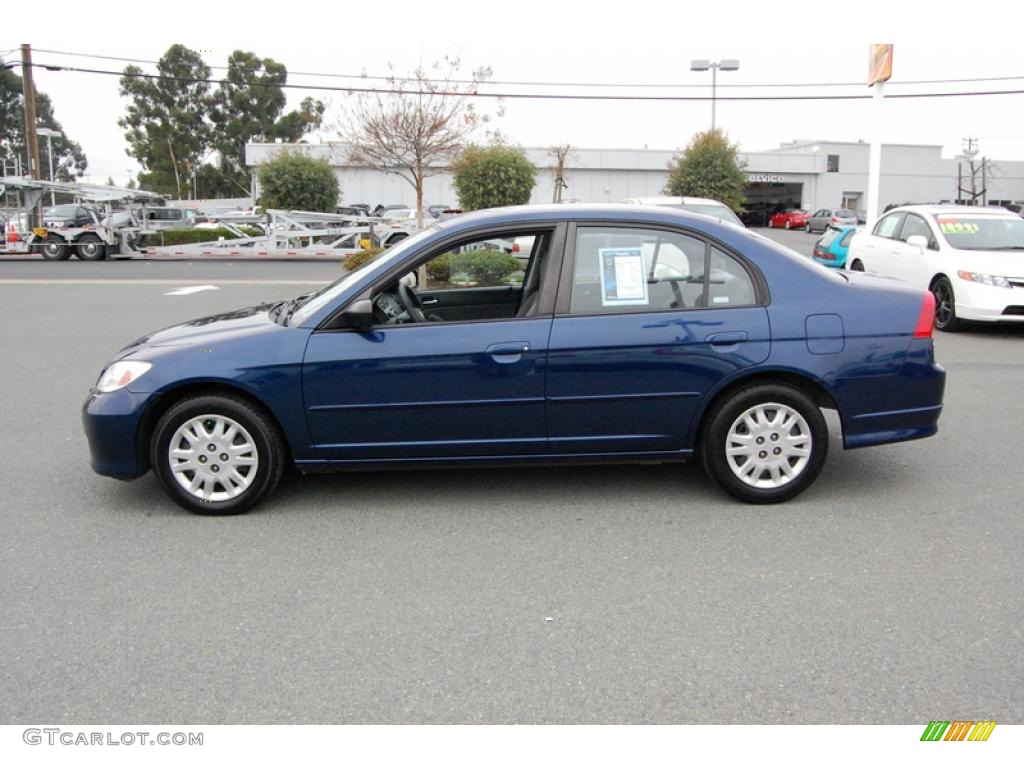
[151,394,286,515]
[931,276,964,332]
[701,384,828,503]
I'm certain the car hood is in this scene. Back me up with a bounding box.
[948,250,1024,276]
[121,302,280,353]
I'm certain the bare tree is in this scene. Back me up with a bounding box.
[338,58,497,228]
[549,144,572,203]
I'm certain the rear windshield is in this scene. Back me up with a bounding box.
[819,229,839,247]
[932,214,1024,251]
[836,209,856,218]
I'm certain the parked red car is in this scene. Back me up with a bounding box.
[768,209,809,230]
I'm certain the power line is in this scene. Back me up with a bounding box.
[31,62,1024,102]
[29,46,1024,90]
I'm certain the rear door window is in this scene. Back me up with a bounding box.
[873,212,905,239]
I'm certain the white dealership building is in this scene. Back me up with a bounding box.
[245,140,1024,225]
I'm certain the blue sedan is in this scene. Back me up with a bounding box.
[83,205,945,514]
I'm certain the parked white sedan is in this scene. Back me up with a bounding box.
[846,205,1024,331]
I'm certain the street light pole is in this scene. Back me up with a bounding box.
[37,127,62,206]
[690,59,740,131]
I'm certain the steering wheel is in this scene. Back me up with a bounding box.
[397,280,427,323]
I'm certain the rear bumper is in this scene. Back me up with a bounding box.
[82,388,152,479]
[840,342,946,449]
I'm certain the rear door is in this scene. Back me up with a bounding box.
[546,223,770,455]
[858,211,905,272]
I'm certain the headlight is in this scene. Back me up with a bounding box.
[96,361,152,393]
[957,271,1012,288]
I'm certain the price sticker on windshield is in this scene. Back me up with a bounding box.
[938,219,980,235]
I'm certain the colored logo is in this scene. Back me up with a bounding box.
[920,721,996,742]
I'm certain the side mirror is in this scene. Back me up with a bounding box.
[906,235,928,252]
[339,298,374,330]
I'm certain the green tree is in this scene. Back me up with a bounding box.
[208,51,325,197]
[119,45,213,198]
[0,68,88,180]
[664,129,747,211]
[256,149,339,212]
[451,142,536,211]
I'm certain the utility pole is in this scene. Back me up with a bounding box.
[21,44,43,227]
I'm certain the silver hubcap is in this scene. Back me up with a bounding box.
[725,403,812,489]
[168,414,259,502]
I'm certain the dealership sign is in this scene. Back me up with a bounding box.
[748,174,786,183]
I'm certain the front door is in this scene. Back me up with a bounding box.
[302,227,561,461]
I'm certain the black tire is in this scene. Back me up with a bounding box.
[931,276,965,332]
[701,384,828,504]
[75,234,106,261]
[151,394,286,515]
[849,259,865,272]
[39,236,70,260]
[767,219,774,229]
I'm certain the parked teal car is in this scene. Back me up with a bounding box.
[812,226,858,268]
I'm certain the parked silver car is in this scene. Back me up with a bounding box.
[807,208,858,234]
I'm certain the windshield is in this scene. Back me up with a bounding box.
[44,205,81,217]
[932,214,1024,251]
[287,227,437,326]
[836,209,856,218]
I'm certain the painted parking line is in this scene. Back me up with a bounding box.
[0,279,328,286]
[165,285,220,296]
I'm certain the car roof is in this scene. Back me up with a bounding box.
[621,195,728,207]
[432,203,744,235]
[887,204,1018,218]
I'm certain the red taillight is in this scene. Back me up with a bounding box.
[512,242,520,253]
[913,291,936,338]
[831,217,839,223]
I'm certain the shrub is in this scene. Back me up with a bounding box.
[451,143,536,211]
[664,129,747,212]
[426,253,454,284]
[452,248,520,285]
[343,247,383,271]
[138,227,258,247]
[257,149,340,212]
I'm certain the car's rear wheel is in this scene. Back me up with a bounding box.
[931,276,964,332]
[701,384,828,503]
[39,236,70,260]
[151,394,286,515]
[849,259,865,272]
[784,220,791,230]
[768,219,774,228]
[75,234,106,261]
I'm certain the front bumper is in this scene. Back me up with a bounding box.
[82,388,153,479]
[954,280,1024,322]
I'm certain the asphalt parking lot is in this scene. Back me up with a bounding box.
[1,236,1022,724]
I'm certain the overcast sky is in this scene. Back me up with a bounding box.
[7,0,1024,185]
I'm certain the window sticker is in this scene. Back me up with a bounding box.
[937,219,980,235]
[599,247,649,306]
